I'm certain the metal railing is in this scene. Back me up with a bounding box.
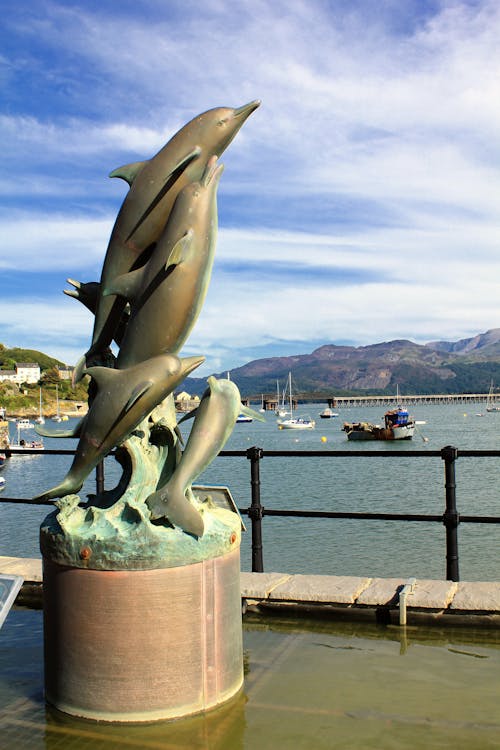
[1,444,499,581]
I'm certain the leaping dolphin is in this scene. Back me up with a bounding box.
[34,353,204,502]
[86,100,260,367]
[106,156,223,369]
[145,377,264,536]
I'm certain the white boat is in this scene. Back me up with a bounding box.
[319,407,339,419]
[0,476,5,490]
[16,418,35,429]
[259,394,266,413]
[486,381,500,412]
[52,385,62,422]
[275,379,289,417]
[277,373,315,430]
[35,387,45,424]
[236,413,253,423]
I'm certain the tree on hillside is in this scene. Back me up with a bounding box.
[40,367,60,384]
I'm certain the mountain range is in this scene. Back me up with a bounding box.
[184,328,500,398]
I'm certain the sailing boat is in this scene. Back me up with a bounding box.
[277,372,315,430]
[275,379,289,417]
[259,394,266,413]
[35,387,45,424]
[52,385,62,423]
[486,381,500,412]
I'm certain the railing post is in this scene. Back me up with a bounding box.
[95,460,105,496]
[246,446,264,573]
[441,445,459,581]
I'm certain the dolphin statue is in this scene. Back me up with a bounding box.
[106,155,223,369]
[145,376,264,536]
[86,100,260,366]
[34,353,204,502]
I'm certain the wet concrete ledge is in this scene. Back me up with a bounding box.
[2,557,499,627]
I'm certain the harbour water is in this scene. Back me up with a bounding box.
[0,402,498,581]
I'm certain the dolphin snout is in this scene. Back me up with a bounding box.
[233,100,261,120]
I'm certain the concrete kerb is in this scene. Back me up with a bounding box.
[3,558,500,627]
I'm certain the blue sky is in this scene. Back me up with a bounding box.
[1,0,499,375]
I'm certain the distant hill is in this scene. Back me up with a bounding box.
[184,329,500,398]
[0,345,65,372]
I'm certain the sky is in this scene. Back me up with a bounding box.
[1,0,499,376]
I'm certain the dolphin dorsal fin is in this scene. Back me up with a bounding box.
[109,161,147,186]
[166,230,193,271]
[124,380,154,411]
[84,365,120,391]
[103,267,146,304]
[240,404,266,423]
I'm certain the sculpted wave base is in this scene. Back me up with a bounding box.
[40,492,241,570]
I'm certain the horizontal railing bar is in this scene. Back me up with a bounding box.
[4,448,499,458]
[220,449,500,458]
[239,508,444,521]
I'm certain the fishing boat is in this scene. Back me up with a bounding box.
[486,381,500,412]
[319,407,339,419]
[277,373,315,430]
[342,406,415,441]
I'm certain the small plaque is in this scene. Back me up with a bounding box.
[0,574,23,629]
[192,485,246,531]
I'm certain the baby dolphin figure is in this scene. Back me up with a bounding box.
[108,155,224,368]
[146,377,264,536]
[34,353,204,502]
[87,100,260,365]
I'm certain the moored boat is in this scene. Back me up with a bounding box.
[10,423,44,451]
[342,406,415,441]
[277,372,315,430]
[16,418,35,429]
[486,381,500,412]
[319,407,339,419]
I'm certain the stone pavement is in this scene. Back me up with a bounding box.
[2,557,499,626]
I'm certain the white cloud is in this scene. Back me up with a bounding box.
[1,0,499,373]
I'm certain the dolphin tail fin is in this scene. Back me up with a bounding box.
[72,354,87,385]
[240,404,266,423]
[146,486,204,538]
[35,418,84,439]
[33,473,84,502]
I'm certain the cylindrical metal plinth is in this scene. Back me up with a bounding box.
[42,547,243,722]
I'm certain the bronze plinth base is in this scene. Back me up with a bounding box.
[42,547,243,722]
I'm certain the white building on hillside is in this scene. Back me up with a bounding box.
[0,362,41,384]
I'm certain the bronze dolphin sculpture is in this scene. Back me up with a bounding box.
[87,100,260,365]
[145,377,264,536]
[34,353,204,502]
[106,156,223,369]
